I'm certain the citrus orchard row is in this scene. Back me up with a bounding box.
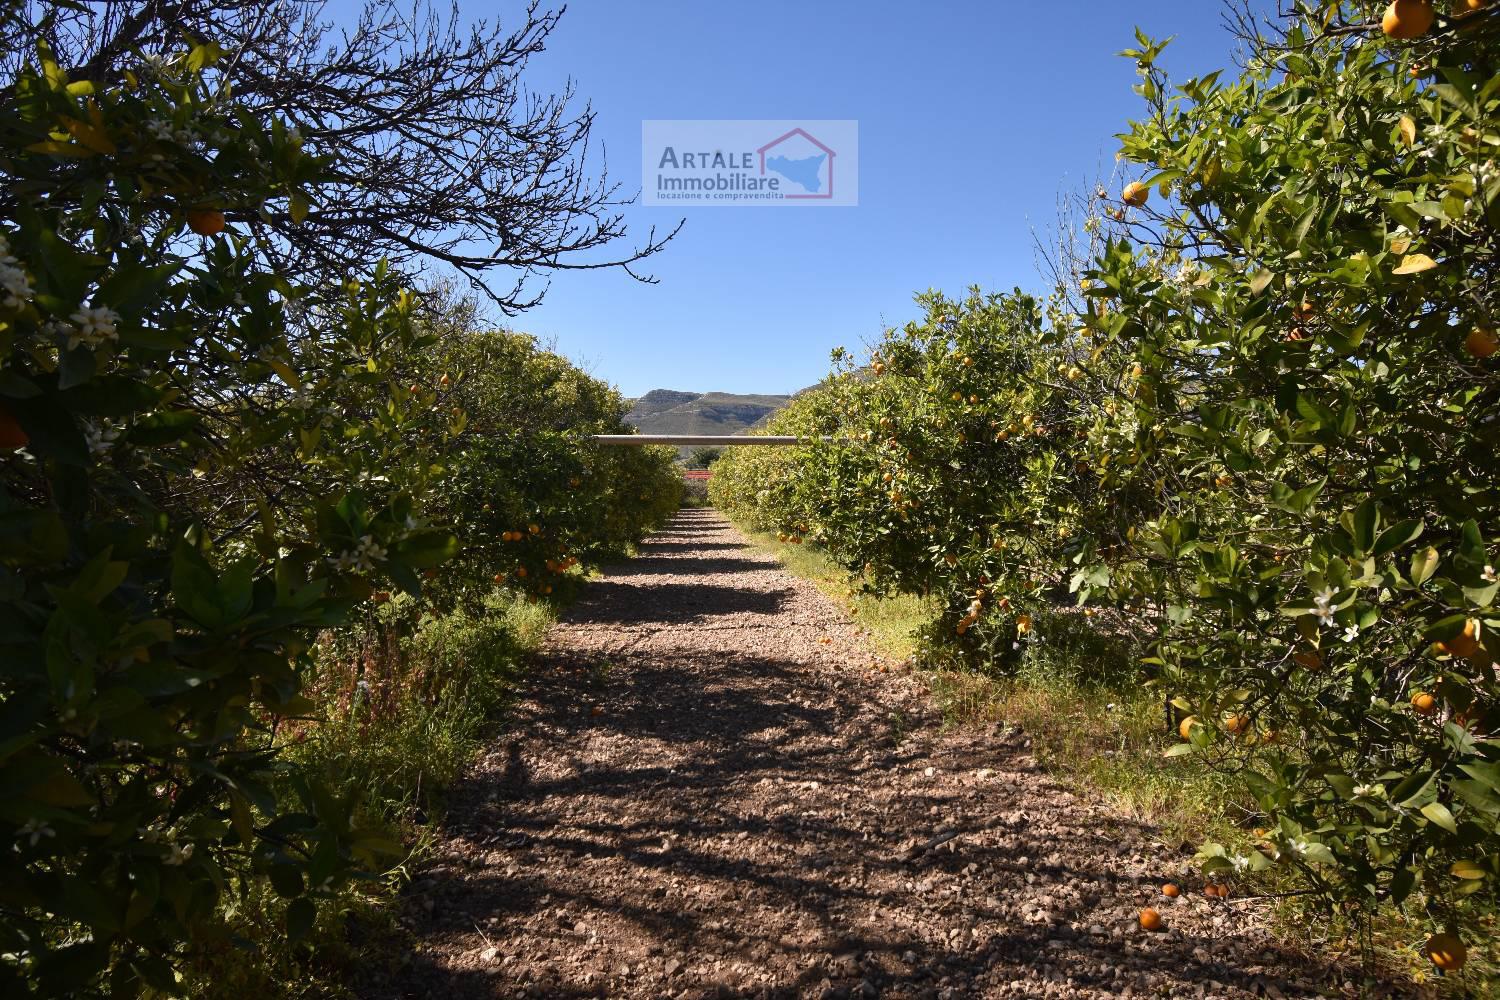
[0,38,677,996]
[715,0,1498,974]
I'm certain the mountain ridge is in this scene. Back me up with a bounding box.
[623,389,793,438]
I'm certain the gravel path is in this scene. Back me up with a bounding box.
[378,510,1360,999]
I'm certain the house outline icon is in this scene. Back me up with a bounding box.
[756,128,835,200]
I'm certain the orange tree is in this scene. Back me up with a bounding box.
[713,0,1500,963]
[0,41,468,995]
[1090,0,1499,946]
[411,327,680,609]
[713,287,1142,662]
[0,30,679,997]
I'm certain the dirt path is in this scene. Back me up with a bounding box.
[378,510,1352,1000]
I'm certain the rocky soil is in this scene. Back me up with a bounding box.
[374,510,1396,999]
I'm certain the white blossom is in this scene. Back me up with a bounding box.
[330,534,387,573]
[1353,783,1386,799]
[1341,624,1360,643]
[66,306,120,350]
[0,243,34,308]
[16,818,56,847]
[84,421,122,456]
[1312,586,1337,627]
[1484,564,1497,584]
[164,841,194,866]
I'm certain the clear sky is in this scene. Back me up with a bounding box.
[404,1,1255,397]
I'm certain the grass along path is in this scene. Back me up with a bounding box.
[374,509,1361,999]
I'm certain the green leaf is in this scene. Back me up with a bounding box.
[1420,801,1458,833]
[1373,519,1422,558]
[286,897,316,942]
[1409,546,1440,586]
[1300,842,1337,864]
[1459,761,1500,792]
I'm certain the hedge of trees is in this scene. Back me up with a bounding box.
[0,19,677,998]
[714,0,1498,970]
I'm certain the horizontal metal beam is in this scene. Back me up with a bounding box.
[591,434,825,447]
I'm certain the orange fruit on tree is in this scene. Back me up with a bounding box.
[1464,326,1498,358]
[493,573,504,583]
[371,591,390,604]
[186,208,225,236]
[1436,619,1479,658]
[528,523,540,535]
[515,567,527,578]
[1411,691,1438,715]
[1383,0,1435,38]
[1178,715,1200,741]
[0,406,28,450]
[1426,932,1467,971]
[1138,907,1163,931]
[1122,181,1150,207]
[1224,713,1252,738]
[1453,0,1487,13]
[1162,883,1180,898]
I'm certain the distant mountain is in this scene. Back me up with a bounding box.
[623,389,793,438]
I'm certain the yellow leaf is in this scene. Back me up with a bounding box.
[1450,860,1487,880]
[1393,253,1438,275]
[62,117,116,155]
[229,791,255,848]
[30,769,94,807]
[25,140,92,158]
[1390,233,1412,254]
[41,55,67,91]
[1398,115,1416,148]
[267,357,302,390]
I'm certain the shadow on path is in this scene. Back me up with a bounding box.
[373,511,1363,1000]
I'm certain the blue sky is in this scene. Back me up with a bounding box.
[417,1,1252,397]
